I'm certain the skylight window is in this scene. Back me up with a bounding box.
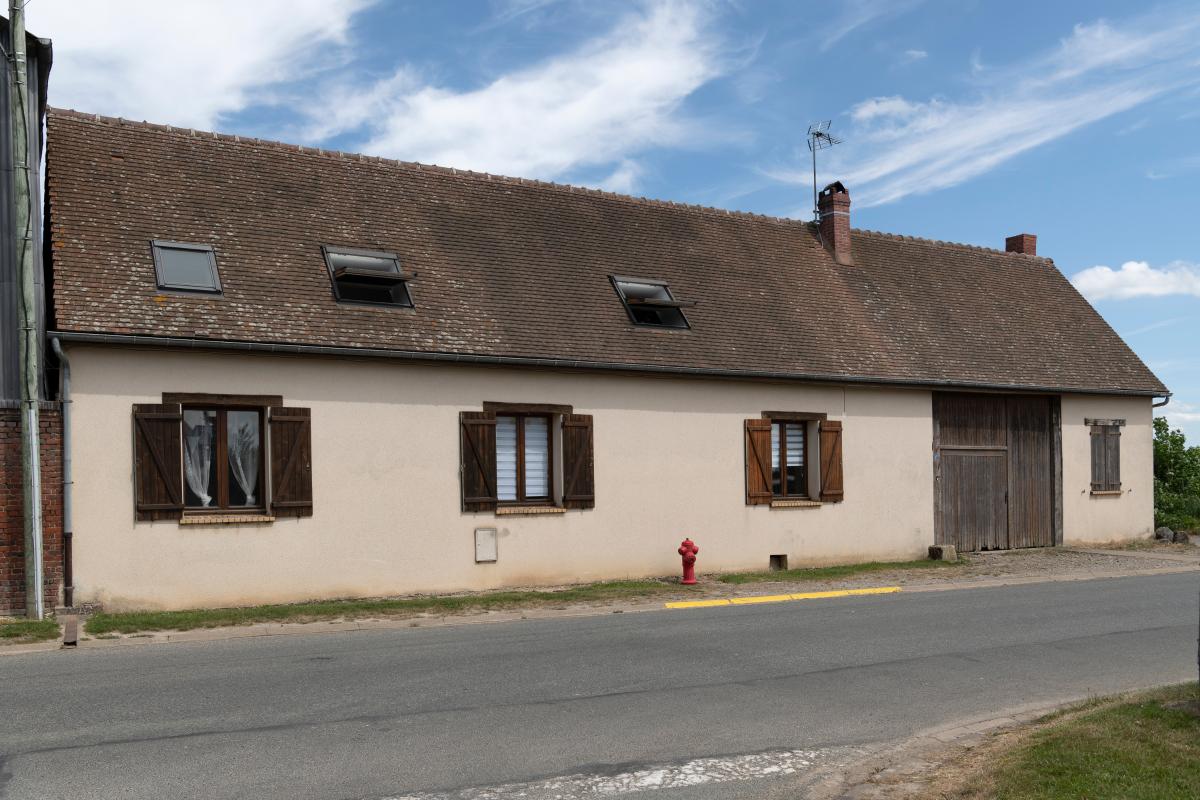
[612,277,692,329]
[323,246,414,307]
[151,241,221,294]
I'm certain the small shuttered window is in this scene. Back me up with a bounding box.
[1088,418,1123,493]
[745,416,843,505]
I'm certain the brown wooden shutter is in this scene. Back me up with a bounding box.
[132,403,184,521]
[744,419,772,505]
[819,419,844,502]
[269,407,313,517]
[561,414,595,509]
[1103,425,1121,490]
[461,411,498,512]
[1089,425,1106,490]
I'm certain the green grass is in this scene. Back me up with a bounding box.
[717,558,963,584]
[985,684,1200,800]
[85,580,679,635]
[0,618,61,643]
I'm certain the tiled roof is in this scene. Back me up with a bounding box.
[45,109,1166,395]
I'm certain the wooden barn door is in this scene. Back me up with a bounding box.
[934,393,1057,551]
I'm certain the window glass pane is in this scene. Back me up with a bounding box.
[618,280,672,301]
[786,423,805,497]
[183,410,217,507]
[336,279,412,306]
[326,251,399,273]
[523,417,550,499]
[227,411,261,507]
[771,423,782,496]
[157,246,219,291]
[496,416,518,501]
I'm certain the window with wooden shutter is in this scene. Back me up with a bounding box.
[133,403,184,521]
[461,411,498,512]
[744,419,772,505]
[269,407,313,517]
[1088,419,1123,493]
[819,419,844,502]
[562,414,595,509]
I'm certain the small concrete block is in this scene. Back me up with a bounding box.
[61,615,79,647]
[928,544,957,561]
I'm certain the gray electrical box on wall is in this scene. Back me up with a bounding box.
[474,528,497,563]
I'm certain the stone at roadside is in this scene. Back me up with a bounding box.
[1172,530,1191,544]
[1154,527,1174,541]
[928,544,957,561]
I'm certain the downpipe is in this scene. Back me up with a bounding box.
[50,336,73,608]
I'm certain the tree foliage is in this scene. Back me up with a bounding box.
[1153,417,1200,530]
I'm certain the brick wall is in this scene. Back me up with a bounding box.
[0,404,64,615]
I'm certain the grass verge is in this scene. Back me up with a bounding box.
[954,683,1200,800]
[0,618,61,644]
[718,558,963,584]
[85,580,680,635]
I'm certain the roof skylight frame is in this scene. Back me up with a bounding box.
[322,244,416,309]
[150,240,223,295]
[610,275,694,330]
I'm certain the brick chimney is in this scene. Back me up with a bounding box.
[1005,233,1036,256]
[818,181,852,265]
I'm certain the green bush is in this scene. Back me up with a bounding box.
[1153,417,1200,531]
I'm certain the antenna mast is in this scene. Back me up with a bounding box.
[807,121,842,221]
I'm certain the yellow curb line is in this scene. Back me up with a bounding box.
[665,586,902,609]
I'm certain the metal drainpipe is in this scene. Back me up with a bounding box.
[50,336,73,608]
[1153,395,1171,408]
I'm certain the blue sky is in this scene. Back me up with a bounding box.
[27,0,1200,436]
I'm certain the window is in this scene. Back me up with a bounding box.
[183,407,264,510]
[132,395,313,521]
[323,246,413,307]
[770,421,807,497]
[152,240,221,293]
[745,415,843,506]
[496,414,551,503]
[460,405,595,512]
[611,277,692,328]
[1088,418,1123,493]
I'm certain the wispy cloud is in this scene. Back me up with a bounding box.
[817,0,926,52]
[769,11,1200,207]
[1072,260,1200,301]
[899,49,928,64]
[296,0,728,188]
[1122,318,1184,337]
[27,0,374,130]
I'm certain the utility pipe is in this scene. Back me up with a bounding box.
[50,336,72,608]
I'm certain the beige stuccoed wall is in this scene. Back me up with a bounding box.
[1060,394,1155,544]
[65,345,937,610]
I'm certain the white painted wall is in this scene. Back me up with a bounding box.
[1060,394,1155,544]
[66,345,936,610]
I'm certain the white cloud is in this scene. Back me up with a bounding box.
[817,0,926,52]
[771,11,1200,206]
[297,0,728,183]
[900,49,928,64]
[1071,260,1200,301]
[597,160,645,194]
[26,0,374,130]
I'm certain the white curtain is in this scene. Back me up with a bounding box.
[523,417,549,498]
[183,410,213,507]
[227,411,260,505]
[496,416,518,501]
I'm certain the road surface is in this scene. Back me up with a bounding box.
[1,572,1196,799]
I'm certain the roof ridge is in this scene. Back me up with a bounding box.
[852,228,1052,261]
[46,107,807,228]
[46,107,1053,260]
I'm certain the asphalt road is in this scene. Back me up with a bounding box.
[2,572,1197,800]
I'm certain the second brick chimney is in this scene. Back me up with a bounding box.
[1005,233,1037,256]
[818,181,852,265]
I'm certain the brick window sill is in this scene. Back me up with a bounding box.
[770,499,822,509]
[495,505,566,516]
[179,514,276,526]
[1089,490,1123,497]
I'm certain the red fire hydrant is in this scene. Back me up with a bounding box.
[678,538,699,585]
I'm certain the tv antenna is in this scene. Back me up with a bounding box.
[807,121,842,221]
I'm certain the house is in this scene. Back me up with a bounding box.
[31,109,1166,611]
